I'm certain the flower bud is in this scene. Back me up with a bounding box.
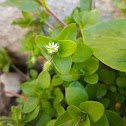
[43,61,52,71]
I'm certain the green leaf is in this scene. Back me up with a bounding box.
[5,0,39,12]
[91,115,109,126]
[67,105,82,119]
[35,35,53,51]
[37,71,51,89]
[53,88,64,108]
[82,10,100,28]
[2,63,10,73]
[80,101,104,122]
[72,43,93,63]
[73,10,100,29]
[58,40,76,57]
[80,116,91,126]
[60,65,80,81]
[52,28,63,38]
[51,74,63,86]
[47,120,56,126]
[85,84,97,99]
[54,112,75,126]
[84,73,99,84]
[36,114,51,126]
[69,81,84,89]
[56,23,76,41]
[96,85,107,98]
[56,104,65,116]
[116,76,126,87]
[79,57,99,75]
[98,98,110,109]
[65,82,88,107]
[21,80,40,97]
[80,0,91,11]
[98,69,116,84]
[23,97,39,113]
[24,106,40,122]
[30,69,38,79]
[60,73,80,81]
[82,19,126,72]
[105,110,123,126]
[0,0,14,6]
[53,54,72,74]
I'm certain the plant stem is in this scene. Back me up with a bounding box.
[37,0,67,28]
[91,0,95,10]
[45,21,55,30]
[47,8,67,27]
[50,53,55,62]
[75,117,82,126]
[0,90,28,99]
[11,64,28,80]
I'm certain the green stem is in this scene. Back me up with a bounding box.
[75,117,82,126]
[11,64,28,80]
[45,21,56,30]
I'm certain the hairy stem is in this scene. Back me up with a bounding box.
[45,21,56,30]
[91,0,95,10]
[37,0,67,27]
[11,64,28,81]
[75,117,82,126]
[0,90,28,99]
[50,53,55,62]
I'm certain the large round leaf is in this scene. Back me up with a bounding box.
[82,19,126,72]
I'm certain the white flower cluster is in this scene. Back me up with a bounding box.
[45,42,59,54]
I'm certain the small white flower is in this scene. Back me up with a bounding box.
[45,42,59,54]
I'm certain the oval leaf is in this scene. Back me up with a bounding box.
[56,23,76,41]
[37,71,51,89]
[59,40,76,57]
[53,54,72,74]
[105,110,123,126]
[24,106,40,122]
[72,43,93,63]
[23,97,39,113]
[84,73,99,84]
[66,83,88,107]
[54,111,75,126]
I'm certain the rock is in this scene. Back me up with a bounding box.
[0,72,21,97]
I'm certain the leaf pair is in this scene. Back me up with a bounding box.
[55,101,105,126]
